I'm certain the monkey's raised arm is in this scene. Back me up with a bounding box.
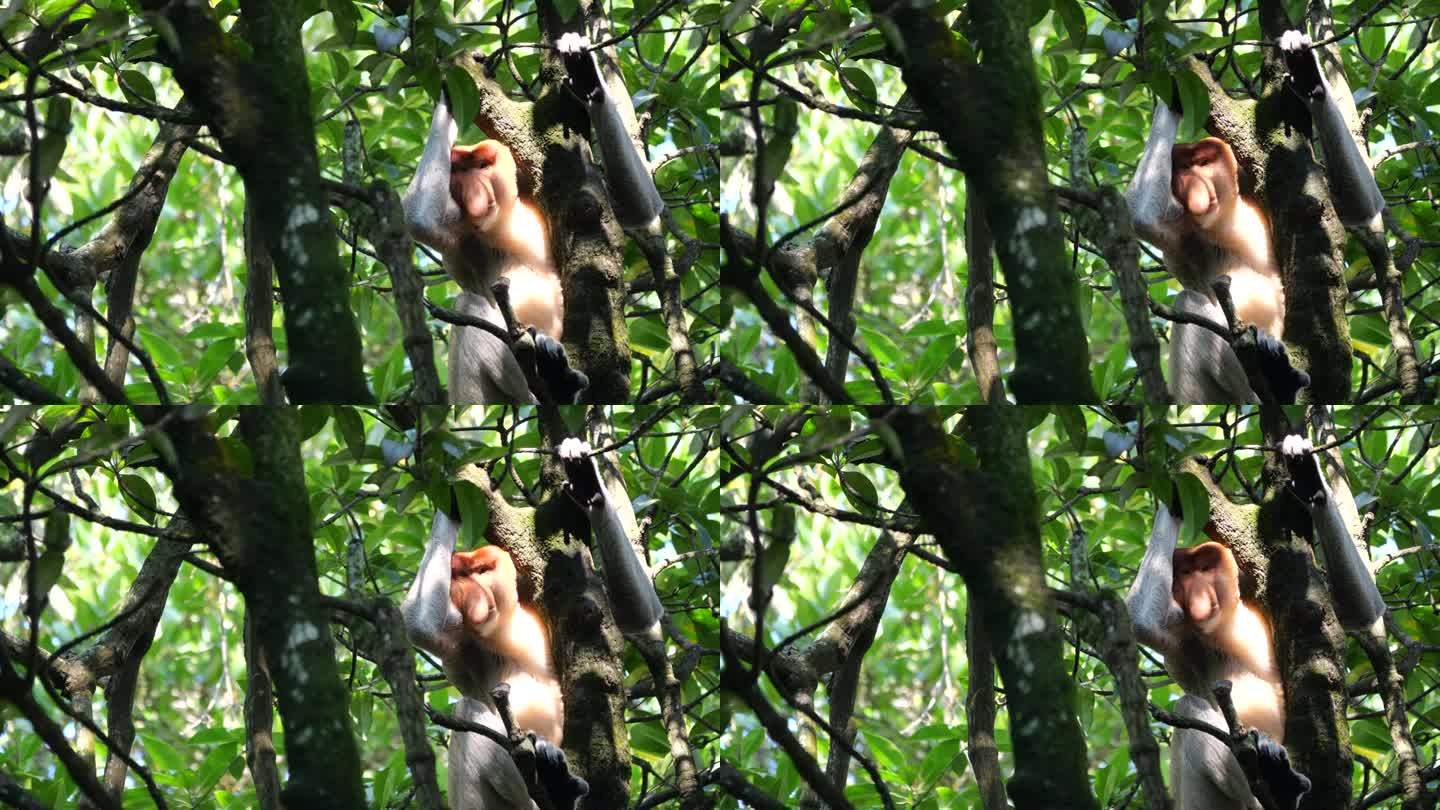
[1126,502,1186,655]
[557,33,665,232]
[1279,31,1385,228]
[403,97,464,253]
[401,511,465,658]
[1126,100,1185,255]
[559,438,664,637]
[1281,435,1386,631]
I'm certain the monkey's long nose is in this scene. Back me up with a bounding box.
[1187,589,1215,623]
[1182,181,1212,217]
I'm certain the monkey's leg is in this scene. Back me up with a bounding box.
[1171,694,1262,810]
[1254,331,1310,405]
[1281,435,1385,630]
[449,697,540,810]
[558,438,664,636]
[449,293,538,405]
[1253,729,1312,809]
[1168,290,1257,404]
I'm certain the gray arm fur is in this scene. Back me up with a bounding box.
[403,98,464,253]
[1282,435,1385,631]
[1126,502,1186,656]
[557,33,664,232]
[1126,100,1185,254]
[559,438,664,638]
[1280,31,1385,228]
[400,510,464,659]
[1169,291,1260,404]
[449,698,541,810]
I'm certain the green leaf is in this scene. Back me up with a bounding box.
[1174,472,1209,546]
[551,0,579,21]
[914,334,956,385]
[335,407,366,460]
[1056,406,1087,454]
[31,97,73,189]
[841,470,879,516]
[840,67,878,113]
[194,742,240,795]
[118,474,158,517]
[138,734,184,771]
[140,328,184,369]
[195,340,237,387]
[444,64,481,140]
[1175,71,1210,140]
[759,97,798,197]
[118,70,156,104]
[1055,0,1087,51]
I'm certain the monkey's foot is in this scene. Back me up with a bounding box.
[1279,30,1325,103]
[534,737,589,810]
[534,332,589,404]
[1255,330,1310,405]
[1253,728,1312,809]
[557,32,604,103]
[559,438,606,510]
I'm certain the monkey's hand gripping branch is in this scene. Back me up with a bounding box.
[1280,435,1386,632]
[557,33,665,235]
[1210,276,1311,405]
[1278,30,1385,227]
[1210,681,1313,810]
[400,510,464,659]
[1125,501,1185,656]
[559,437,664,639]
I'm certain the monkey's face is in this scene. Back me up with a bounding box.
[449,140,519,231]
[1172,542,1240,634]
[450,546,519,635]
[1171,138,1239,230]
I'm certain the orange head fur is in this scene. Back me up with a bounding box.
[1172,542,1241,634]
[449,545,519,635]
[1171,138,1240,230]
[449,140,519,229]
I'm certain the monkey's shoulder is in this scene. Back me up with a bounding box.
[443,234,511,288]
[446,634,513,693]
[1166,632,1232,685]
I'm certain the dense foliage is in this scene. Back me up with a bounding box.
[1,1,720,403]
[721,1,1439,402]
[0,406,721,807]
[720,406,1439,807]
